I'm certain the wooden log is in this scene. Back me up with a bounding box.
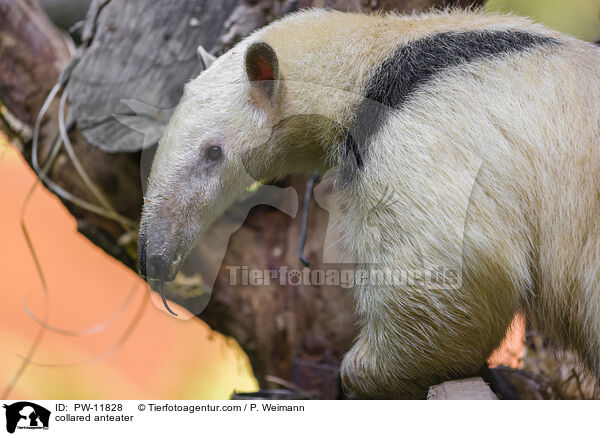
[428,377,498,400]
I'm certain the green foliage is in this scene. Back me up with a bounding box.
[486,0,600,41]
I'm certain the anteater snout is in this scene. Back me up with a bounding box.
[139,246,176,282]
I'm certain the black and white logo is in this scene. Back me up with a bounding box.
[3,402,50,434]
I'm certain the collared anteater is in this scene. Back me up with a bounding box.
[138,9,600,398]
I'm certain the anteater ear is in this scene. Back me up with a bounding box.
[245,42,280,102]
[197,45,216,70]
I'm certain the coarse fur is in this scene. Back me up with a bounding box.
[138,8,600,398]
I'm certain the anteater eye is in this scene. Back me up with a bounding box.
[206,145,222,161]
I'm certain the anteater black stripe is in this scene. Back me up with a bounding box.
[342,30,558,178]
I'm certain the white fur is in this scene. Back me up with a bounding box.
[140,9,600,398]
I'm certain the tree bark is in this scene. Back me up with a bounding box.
[0,0,70,145]
[1,0,484,399]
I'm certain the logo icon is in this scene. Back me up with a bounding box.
[3,402,50,434]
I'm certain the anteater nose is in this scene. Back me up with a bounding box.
[145,254,173,281]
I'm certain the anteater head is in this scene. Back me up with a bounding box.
[138,39,334,284]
